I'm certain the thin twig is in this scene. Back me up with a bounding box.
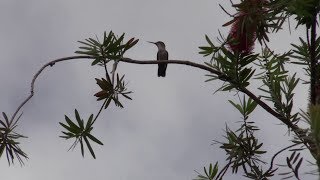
[111,61,118,86]
[92,99,107,124]
[264,143,300,177]
[103,59,112,82]
[219,4,234,17]
[216,159,232,180]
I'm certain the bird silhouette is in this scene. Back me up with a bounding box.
[148,41,168,77]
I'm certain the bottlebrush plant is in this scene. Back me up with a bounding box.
[225,0,270,54]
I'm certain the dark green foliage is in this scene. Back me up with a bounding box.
[228,96,258,120]
[291,37,320,81]
[59,32,135,159]
[75,31,139,66]
[257,50,300,123]
[0,112,27,165]
[269,0,320,28]
[200,35,257,92]
[194,163,219,180]
[59,109,103,159]
[278,151,303,179]
[197,4,305,175]
[94,74,132,109]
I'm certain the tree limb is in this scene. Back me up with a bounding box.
[10,55,92,124]
[10,56,308,151]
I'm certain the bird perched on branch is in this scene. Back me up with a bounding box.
[148,41,168,77]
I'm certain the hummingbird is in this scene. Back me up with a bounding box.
[148,41,168,77]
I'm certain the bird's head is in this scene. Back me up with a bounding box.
[147,41,166,50]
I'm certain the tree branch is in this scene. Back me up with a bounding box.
[10,56,306,146]
[119,58,297,128]
[10,55,92,124]
[310,13,317,105]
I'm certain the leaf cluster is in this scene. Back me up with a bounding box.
[0,112,27,165]
[194,163,219,180]
[278,151,303,179]
[200,36,257,91]
[59,109,103,159]
[291,37,320,82]
[286,0,318,28]
[222,127,265,169]
[257,49,300,123]
[75,31,139,66]
[229,96,258,121]
[94,74,132,109]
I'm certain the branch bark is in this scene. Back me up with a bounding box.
[310,14,317,105]
[10,56,308,151]
[10,55,92,124]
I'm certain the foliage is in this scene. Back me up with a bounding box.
[1,0,320,180]
[57,31,137,158]
[278,151,303,179]
[0,112,27,165]
[196,0,320,179]
[194,163,219,180]
[76,31,138,66]
[59,109,103,159]
[94,74,132,109]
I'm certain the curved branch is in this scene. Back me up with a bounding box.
[10,55,92,124]
[11,56,301,134]
[119,58,298,129]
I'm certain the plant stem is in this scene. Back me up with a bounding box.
[310,13,317,105]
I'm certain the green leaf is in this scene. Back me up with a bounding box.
[104,97,112,109]
[87,133,103,145]
[122,93,132,100]
[2,112,9,126]
[59,122,74,133]
[85,114,94,130]
[74,109,84,130]
[228,100,243,114]
[205,35,214,47]
[83,136,96,159]
[80,138,84,157]
[211,162,218,178]
[64,115,80,133]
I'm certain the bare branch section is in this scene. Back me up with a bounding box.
[11,56,304,140]
[10,55,92,123]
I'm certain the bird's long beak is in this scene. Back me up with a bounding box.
[147,41,156,44]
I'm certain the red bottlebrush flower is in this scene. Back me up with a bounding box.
[228,13,257,54]
[226,0,269,54]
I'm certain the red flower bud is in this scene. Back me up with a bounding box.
[226,0,269,54]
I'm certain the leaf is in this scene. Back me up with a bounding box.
[87,134,103,145]
[83,136,96,159]
[64,115,80,133]
[205,35,214,47]
[59,122,74,133]
[122,93,132,100]
[228,100,243,114]
[294,158,303,175]
[222,18,237,27]
[85,114,94,130]
[80,138,84,157]
[74,109,84,130]
[2,112,9,126]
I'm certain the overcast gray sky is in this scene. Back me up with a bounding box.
[0,0,316,180]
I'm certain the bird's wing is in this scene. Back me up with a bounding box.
[157,50,168,60]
